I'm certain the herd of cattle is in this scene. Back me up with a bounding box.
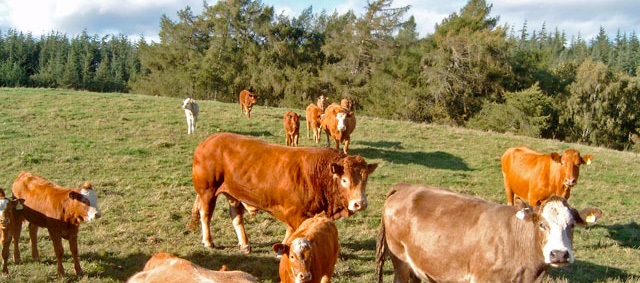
[0,89,603,282]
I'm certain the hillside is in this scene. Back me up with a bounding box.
[0,88,638,282]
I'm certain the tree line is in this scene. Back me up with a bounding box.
[1,0,639,150]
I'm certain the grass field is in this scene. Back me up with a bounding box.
[0,88,638,282]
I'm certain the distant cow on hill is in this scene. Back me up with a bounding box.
[1,188,24,274]
[501,146,594,206]
[239,89,257,119]
[321,104,356,154]
[187,132,377,253]
[272,213,339,283]
[181,98,199,135]
[340,98,353,111]
[11,171,102,276]
[317,95,327,111]
[126,252,258,283]
[283,110,301,147]
[305,103,323,144]
[376,183,602,283]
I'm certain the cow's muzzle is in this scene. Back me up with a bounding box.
[348,199,367,212]
[549,250,570,265]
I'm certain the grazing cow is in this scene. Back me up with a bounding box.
[376,183,602,283]
[502,146,594,206]
[283,110,301,147]
[272,213,339,283]
[305,104,323,144]
[239,89,257,118]
[181,98,199,135]
[1,189,24,274]
[126,252,258,283]
[340,98,353,111]
[317,95,327,111]
[11,171,102,276]
[320,104,356,154]
[186,132,377,253]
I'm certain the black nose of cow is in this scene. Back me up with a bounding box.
[550,250,570,263]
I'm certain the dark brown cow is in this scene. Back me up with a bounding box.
[272,213,339,283]
[11,171,102,276]
[126,252,258,283]
[283,110,301,147]
[1,189,24,274]
[321,104,356,154]
[186,132,377,253]
[239,89,257,118]
[376,183,602,283]
[305,103,323,144]
[502,146,594,206]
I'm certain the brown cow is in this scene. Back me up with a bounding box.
[239,89,257,118]
[283,110,301,147]
[321,104,356,154]
[1,189,24,274]
[502,146,594,206]
[340,98,353,111]
[317,95,327,111]
[305,103,323,144]
[126,252,258,283]
[272,213,339,283]
[11,171,102,276]
[186,132,377,253]
[376,183,602,283]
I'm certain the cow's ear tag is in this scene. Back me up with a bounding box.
[586,159,592,165]
[16,203,23,210]
[585,212,596,224]
[516,208,529,220]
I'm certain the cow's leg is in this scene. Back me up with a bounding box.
[11,217,22,264]
[198,192,217,248]
[48,231,66,276]
[390,252,417,283]
[2,233,10,273]
[227,196,250,253]
[307,120,311,139]
[68,234,83,276]
[28,223,40,261]
[343,138,350,154]
[333,138,340,150]
[503,177,515,205]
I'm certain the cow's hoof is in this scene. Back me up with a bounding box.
[203,242,214,249]
[239,244,251,254]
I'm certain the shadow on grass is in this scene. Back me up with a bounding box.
[351,141,470,171]
[338,237,378,279]
[548,259,633,282]
[604,221,640,248]
[229,130,274,137]
[83,251,150,281]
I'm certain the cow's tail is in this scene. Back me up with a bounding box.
[375,186,400,283]
[186,195,201,231]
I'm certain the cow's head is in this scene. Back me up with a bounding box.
[273,238,312,283]
[516,196,601,266]
[317,95,327,110]
[335,111,354,132]
[285,111,301,128]
[331,155,378,213]
[0,189,24,230]
[181,98,195,110]
[69,182,102,222]
[340,98,353,110]
[246,92,257,107]
[551,149,593,188]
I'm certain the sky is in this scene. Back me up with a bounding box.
[0,0,638,44]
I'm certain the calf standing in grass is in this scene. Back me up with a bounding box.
[317,95,327,111]
[306,103,323,144]
[181,98,199,135]
[272,213,339,283]
[239,89,257,118]
[11,171,102,276]
[284,110,301,147]
[321,104,356,154]
[1,188,24,274]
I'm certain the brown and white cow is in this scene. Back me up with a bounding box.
[126,252,258,283]
[317,95,327,111]
[340,98,353,111]
[283,110,301,147]
[11,171,102,276]
[320,104,356,154]
[186,132,377,253]
[272,213,339,283]
[376,183,602,283]
[305,103,323,144]
[502,146,594,206]
[1,189,24,274]
[181,97,199,135]
[239,89,257,119]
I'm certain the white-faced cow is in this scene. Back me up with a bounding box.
[181,97,199,135]
[11,171,102,276]
[186,132,377,253]
[502,146,594,206]
[320,104,356,154]
[376,183,602,283]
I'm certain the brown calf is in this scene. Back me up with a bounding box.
[283,110,301,147]
[321,104,356,154]
[1,189,24,274]
[11,171,102,276]
[306,103,323,144]
[272,213,339,283]
[239,89,257,118]
[317,95,327,111]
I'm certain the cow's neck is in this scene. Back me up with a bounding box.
[510,217,549,279]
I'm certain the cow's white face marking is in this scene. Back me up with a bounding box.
[336,112,347,132]
[290,238,312,283]
[0,198,9,226]
[81,188,101,221]
[540,200,575,265]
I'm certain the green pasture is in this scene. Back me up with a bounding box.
[0,88,638,282]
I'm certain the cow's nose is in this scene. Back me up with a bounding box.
[349,199,367,211]
[550,250,570,263]
[564,178,576,186]
[297,272,311,282]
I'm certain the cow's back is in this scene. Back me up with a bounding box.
[11,171,70,221]
[502,146,553,204]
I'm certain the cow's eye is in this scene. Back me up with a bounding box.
[539,222,546,230]
[341,178,350,186]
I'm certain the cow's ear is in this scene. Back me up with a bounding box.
[368,163,378,174]
[69,191,83,201]
[582,154,594,165]
[550,152,562,163]
[83,181,93,190]
[346,111,354,117]
[272,243,290,256]
[515,198,534,221]
[12,198,25,210]
[297,114,301,119]
[573,207,602,226]
[331,163,344,175]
